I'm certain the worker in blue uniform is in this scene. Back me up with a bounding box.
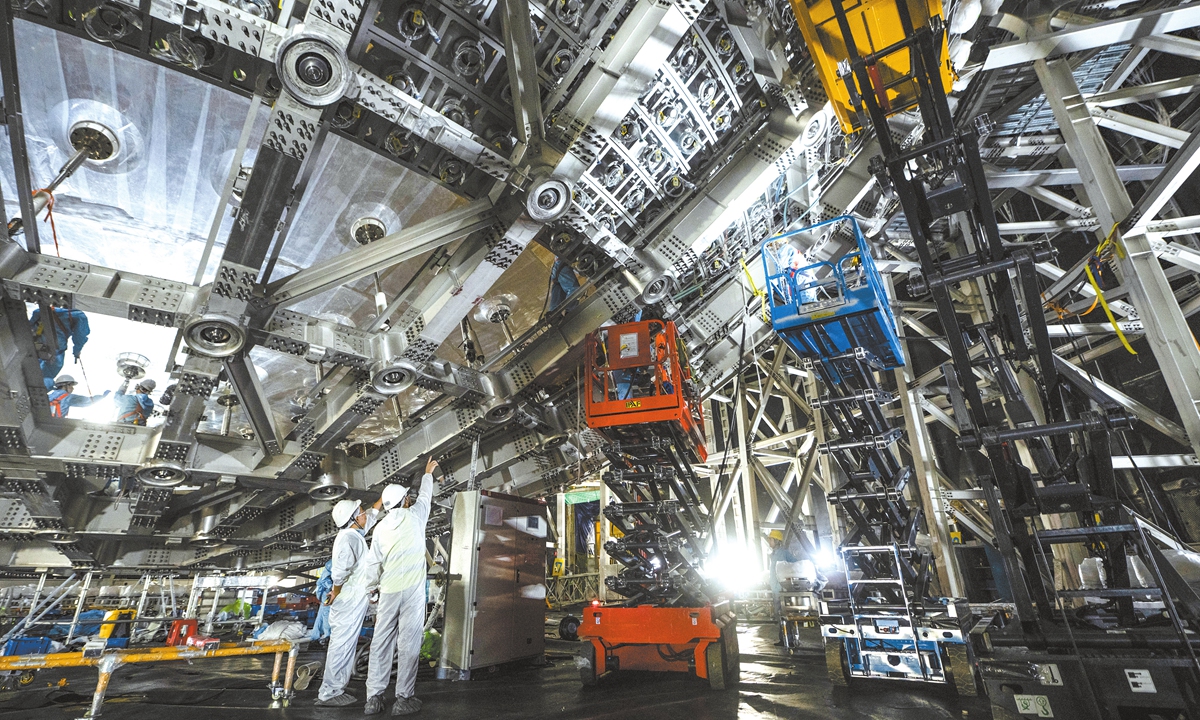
[114,378,156,425]
[47,375,110,418]
[29,306,91,389]
[548,258,581,311]
[310,560,334,644]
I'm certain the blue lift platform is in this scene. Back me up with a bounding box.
[762,216,904,377]
[761,216,976,693]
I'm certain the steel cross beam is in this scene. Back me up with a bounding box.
[984,3,1200,70]
[264,198,498,307]
[498,0,545,156]
[1036,57,1200,458]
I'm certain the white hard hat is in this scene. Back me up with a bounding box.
[331,499,362,528]
[138,378,157,391]
[381,484,407,510]
[54,375,77,387]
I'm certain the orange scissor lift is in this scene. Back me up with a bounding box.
[580,319,738,689]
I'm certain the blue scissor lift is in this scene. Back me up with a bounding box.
[762,216,976,693]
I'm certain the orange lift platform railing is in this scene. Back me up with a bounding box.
[580,319,738,689]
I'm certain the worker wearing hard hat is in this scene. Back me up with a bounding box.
[766,529,799,646]
[114,378,156,425]
[47,375,110,418]
[315,493,383,707]
[361,456,438,716]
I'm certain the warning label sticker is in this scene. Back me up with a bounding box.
[1013,695,1054,717]
[1126,669,1157,694]
[619,333,638,359]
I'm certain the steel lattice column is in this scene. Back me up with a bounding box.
[1036,57,1200,457]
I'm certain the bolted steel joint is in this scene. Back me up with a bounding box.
[184,314,247,358]
[526,175,572,223]
[275,29,354,107]
[136,459,188,488]
[369,359,418,395]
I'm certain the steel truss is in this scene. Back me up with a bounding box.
[821,0,1200,715]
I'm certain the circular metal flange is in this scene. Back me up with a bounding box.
[190,533,225,549]
[184,314,247,358]
[641,271,676,305]
[308,473,349,501]
[275,31,353,107]
[136,460,188,488]
[351,216,387,245]
[35,528,79,544]
[482,400,516,425]
[68,120,119,162]
[526,175,572,223]
[370,359,418,395]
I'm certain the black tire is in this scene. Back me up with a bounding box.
[579,642,597,687]
[559,616,580,641]
[824,639,849,687]
[723,623,740,686]
[706,637,727,690]
[944,644,978,697]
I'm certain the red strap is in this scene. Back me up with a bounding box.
[49,395,64,418]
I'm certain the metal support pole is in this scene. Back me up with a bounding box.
[598,481,612,602]
[733,375,762,567]
[65,572,94,646]
[281,645,298,704]
[134,575,150,633]
[897,365,961,597]
[0,0,41,252]
[205,586,222,636]
[85,661,116,719]
[24,573,45,627]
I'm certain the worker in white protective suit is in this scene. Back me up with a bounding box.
[315,495,382,707]
[360,456,437,716]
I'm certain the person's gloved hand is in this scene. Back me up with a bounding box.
[103,390,111,397]
[73,355,80,364]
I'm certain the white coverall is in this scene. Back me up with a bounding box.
[362,473,433,701]
[317,525,373,701]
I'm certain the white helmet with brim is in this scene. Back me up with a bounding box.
[381,483,407,510]
[331,499,362,528]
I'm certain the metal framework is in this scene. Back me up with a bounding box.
[0,6,1194,713]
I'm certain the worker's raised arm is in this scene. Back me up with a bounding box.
[413,457,437,526]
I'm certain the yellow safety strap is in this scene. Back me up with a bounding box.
[740,258,770,323]
[1083,262,1136,356]
[1082,222,1136,354]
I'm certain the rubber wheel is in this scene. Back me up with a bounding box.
[559,616,580,641]
[944,644,978,697]
[706,636,727,690]
[579,641,597,687]
[825,639,849,687]
[723,624,740,686]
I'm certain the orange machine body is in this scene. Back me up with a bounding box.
[578,604,725,678]
[584,319,707,462]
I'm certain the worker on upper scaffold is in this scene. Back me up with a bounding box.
[29,305,92,389]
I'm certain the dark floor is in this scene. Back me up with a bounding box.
[0,624,994,719]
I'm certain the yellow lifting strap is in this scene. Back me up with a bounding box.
[740,258,770,323]
[1084,225,1136,356]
